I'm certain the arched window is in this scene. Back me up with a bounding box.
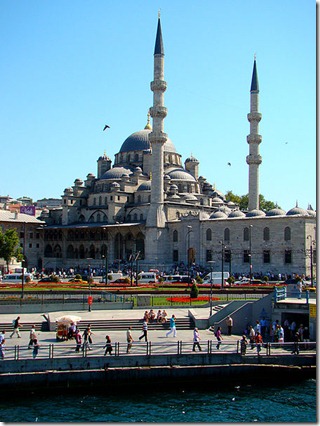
[243,227,249,241]
[99,196,102,205]
[206,228,212,241]
[173,230,178,242]
[284,227,291,241]
[224,228,230,242]
[263,227,270,241]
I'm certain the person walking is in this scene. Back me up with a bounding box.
[32,339,40,358]
[126,326,134,353]
[10,316,22,338]
[166,314,177,338]
[104,335,113,355]
[82,324,94,350]
[291,332,300,355]
[139,321,148,342]
[249,325,255,349]
[255,332,263,356]
[0,331,5,360]
[75,328,82,352]
[240,335,248,355]
[28,325,37,349]
[192,328,202,351]
[215,326,223,350]
[226,316,233,336]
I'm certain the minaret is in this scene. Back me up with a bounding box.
[246,56,262,211]
[146,14,167,228]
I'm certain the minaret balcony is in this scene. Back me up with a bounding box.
[149,106,168,118]
[246,134,262,144]
[150,80,167,92]
[247,112,262,122]
[149,131,168,144]
[246,154,262,165]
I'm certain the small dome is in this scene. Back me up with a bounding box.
[98,153,111,161]
[199,211,210,220]
[168,169,196,181]
[137,181,151,191]
[209,210,228,219]
[212,196,223,204]
[185,155,199,163]
[134,166,142,174]
[228,210,246,218]
[246,209,266,217]
[307,210,316,217]
[227,201,236,207]
[266,208,286,216]
[111,182,120,188]
[219,205,231,214]
[286,206,309,216]
[184,194,198,203]
[101,166,132,180]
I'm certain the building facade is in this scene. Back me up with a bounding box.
[36,17,316,278]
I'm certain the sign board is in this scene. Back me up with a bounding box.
[309,305,316,318]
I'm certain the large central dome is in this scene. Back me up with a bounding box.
[119,129,177,153]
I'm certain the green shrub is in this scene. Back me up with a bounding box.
[190,282,199,298]
[75,274,82,280]
[51,275,60,283]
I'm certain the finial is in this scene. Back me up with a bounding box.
[254,52,256,61]
[158,9,161,19]
[144,110,152,130]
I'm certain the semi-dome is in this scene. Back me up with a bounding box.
[101,166,132,180]
[246,209,266,217]
[286,206,309,216]
[137,181,151,191]
[167,169,196,181]
[119,129,177,154]
[307,210,316,217]
[266,208,286,216]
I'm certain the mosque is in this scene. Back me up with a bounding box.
[39,17,316,278]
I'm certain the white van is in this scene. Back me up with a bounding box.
[2,273,33,283]
[137,272,158,284]
[202,271,229,285]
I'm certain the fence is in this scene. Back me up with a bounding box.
[0,340,315,361]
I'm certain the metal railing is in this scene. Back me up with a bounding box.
[0,340,315,361]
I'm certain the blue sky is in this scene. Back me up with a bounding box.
[0,0,316,212]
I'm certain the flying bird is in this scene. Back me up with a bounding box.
[227,162,231,166]
[103,125,110,131]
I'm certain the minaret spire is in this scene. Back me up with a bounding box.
[146,15,167,229]
[246,56,262,211]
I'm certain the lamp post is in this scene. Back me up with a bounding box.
[207,260,215,316]
[21,258,25,299]
[307,235,314,286]
[249,225,253,284]
[219,240,225,289]
[187,226,192,286]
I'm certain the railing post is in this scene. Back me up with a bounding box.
[236,340,239,354]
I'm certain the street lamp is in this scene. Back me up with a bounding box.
[307,235,314,286]
[187,226,192,286]
[102,251,108,285]
[219,240,225,289]
[207,260,215,316]
[249,225,253,284]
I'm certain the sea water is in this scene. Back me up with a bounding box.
[0,379,316,423]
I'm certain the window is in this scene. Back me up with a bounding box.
[284,227,291,241]
[173,230,178,242]
[224,249,231,263]
[173,249,178,262]
[29,233,33,239]
[263,227,270,241]
[224,228,230,242]
[206,229,212,241]
[263,250,270,263]
[243,250,250,263]
[243,227,249,241]
[206,249,213,262]
[29,243,32,248]
[285,249,292,264]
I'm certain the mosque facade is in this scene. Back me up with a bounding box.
[39,17,316,278]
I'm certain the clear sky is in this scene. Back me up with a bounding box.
[0,0,316,212]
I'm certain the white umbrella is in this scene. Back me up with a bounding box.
[55,315,81,325]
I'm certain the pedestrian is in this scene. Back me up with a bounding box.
[254,320,261,335]
[291,332,300,355]
[249,325,255,349]
[260,317,267,338]
[166,314,177,338]
[10,316,22,338]
[104,335,113,355]
[240,335,248,355]
[28,325,37,349]
[255,332,263,356]
[32,339,40,358]
[82,324,94,350]
[192,328,202,351]
[75,328,82,352]
[297,280,303,299]
[139,320,148,342]
[126,326,134,353]
[0,338,5,359]
[302,326,310,350]
[226,316,233,335]
[215,326,223,350]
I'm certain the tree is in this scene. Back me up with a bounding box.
[225,191,280,211]
[0,228,23,272]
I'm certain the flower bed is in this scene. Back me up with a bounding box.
[166,296,220,303]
